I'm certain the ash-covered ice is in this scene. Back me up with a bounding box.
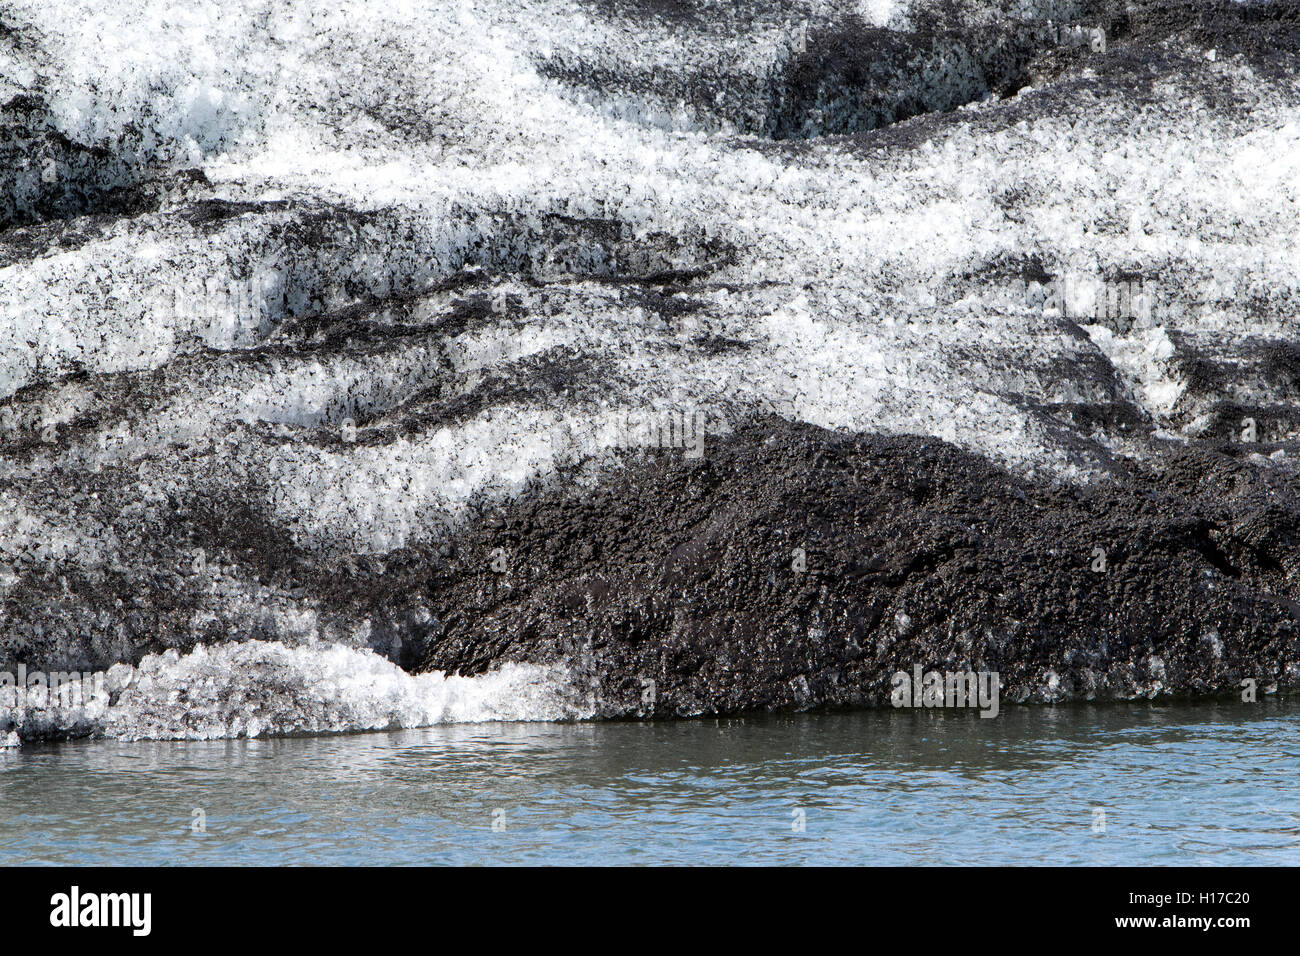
[2,0,1299,739]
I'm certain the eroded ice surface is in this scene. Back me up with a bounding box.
[2,0,1299,737]
[0,641,587,742]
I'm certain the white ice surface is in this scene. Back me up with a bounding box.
[0,641,588,744]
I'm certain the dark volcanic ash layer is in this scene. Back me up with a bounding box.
[408,417,1300,715]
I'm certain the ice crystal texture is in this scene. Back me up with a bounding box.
[2,0,1299,738]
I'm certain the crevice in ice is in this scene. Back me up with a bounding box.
[541,1,1298,142]
[538,2,1124,139]
[764,13,1047,139]
[0,93,159,230]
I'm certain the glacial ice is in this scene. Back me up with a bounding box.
[2,0,1299,736]
[0,641,588,744]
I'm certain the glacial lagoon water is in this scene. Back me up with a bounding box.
[2,699,1298,866]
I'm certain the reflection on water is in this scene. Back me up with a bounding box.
[1,699,1298,865]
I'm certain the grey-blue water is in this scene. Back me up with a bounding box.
[2,699,1298,865]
